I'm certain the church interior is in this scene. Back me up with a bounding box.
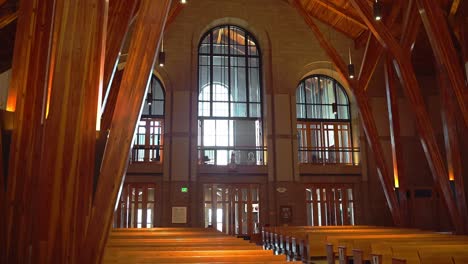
[0,0,468,263]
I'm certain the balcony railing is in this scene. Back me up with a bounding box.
[298,147,360,165]
[198,146,267,166]
[131,145,163,163]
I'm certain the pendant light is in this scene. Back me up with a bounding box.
[146,86,153,106]
[180,0,187,3]
[374,0,382,21]
[348,48,355,79]
[159,37,165,67]
[332,102,338,115]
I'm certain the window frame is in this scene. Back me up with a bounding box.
[131,74,165,163]
[197,25,266,166]
[296,75,356,165]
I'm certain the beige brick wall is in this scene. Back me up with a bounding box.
[121,0,447,230]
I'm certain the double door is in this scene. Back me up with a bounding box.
[203,184,260,236]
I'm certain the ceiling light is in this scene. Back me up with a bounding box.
[348,48,355,79]
[374,0,382,21]
[159,51,165,67]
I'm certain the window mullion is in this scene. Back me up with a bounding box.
[245,32,250,117]
[210,31,213,117]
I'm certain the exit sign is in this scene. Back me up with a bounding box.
[181,187,188,193]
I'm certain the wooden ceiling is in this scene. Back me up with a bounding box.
[296,0,454,48]
[0,0,463,75]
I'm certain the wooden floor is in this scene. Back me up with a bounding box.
[104,228,299,263]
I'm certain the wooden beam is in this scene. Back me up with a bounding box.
[0,116,4,264]
[4,0,54,262]
[101,70,123,131]
[0,0,6,7]
[463,21,468,81]
[102,1,183,132]
[359,0,401,90]
[292,0,347,77]
[166,2,184,26]
[354,30,370,49]
[292,0,403,226]
[350,0,465,234]
[415,0,468,129]
[82,1,172,263]
[400,0,421,50]
[449,0,461,18]
[101,0,138,123]
[384,55,409,226]
[311,0,368,29]
[0,11,17,30]
[438,65,468,233]
[25,0,108,263]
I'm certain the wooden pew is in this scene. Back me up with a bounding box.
[105,228,298,264]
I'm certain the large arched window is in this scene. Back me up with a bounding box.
[198,25,264,166]
[132,74,165,163]
[296,75,354,164]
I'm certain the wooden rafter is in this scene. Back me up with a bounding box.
[438,66,468,233]
[384,55,408,226]
[101,0,139,130]
[350,0,465,234]
[0,11,17,30]
[358,0,400,90]
[102,1,184,132]
[449,0,461,18]
[0,114,4,264]
[166,1,184,26]
[400,0,420,50]
[292,0,403,226]
[82,1,172,263]
[416,0,468,129]
[310,0,368,29]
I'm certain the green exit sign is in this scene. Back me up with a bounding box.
[181,187,188,193]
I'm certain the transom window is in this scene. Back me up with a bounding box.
[296,75,357,165]
[132,75,164,163]
[198,25,265,166]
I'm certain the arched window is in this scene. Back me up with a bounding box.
[132,75,165,163]
[198,25,264,166]
[296,75,354,164]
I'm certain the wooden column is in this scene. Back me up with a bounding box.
[101,0,139,118]
[350,0,464,234]
[4,0,55,263]
[415,0,468,129]
[101,1,183,132]
[82,1,172,263]
[27,0,108,263]
[292,0,402,226]
[438,66,468,233]
[384,55,408,227]
[0,119,4,263]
